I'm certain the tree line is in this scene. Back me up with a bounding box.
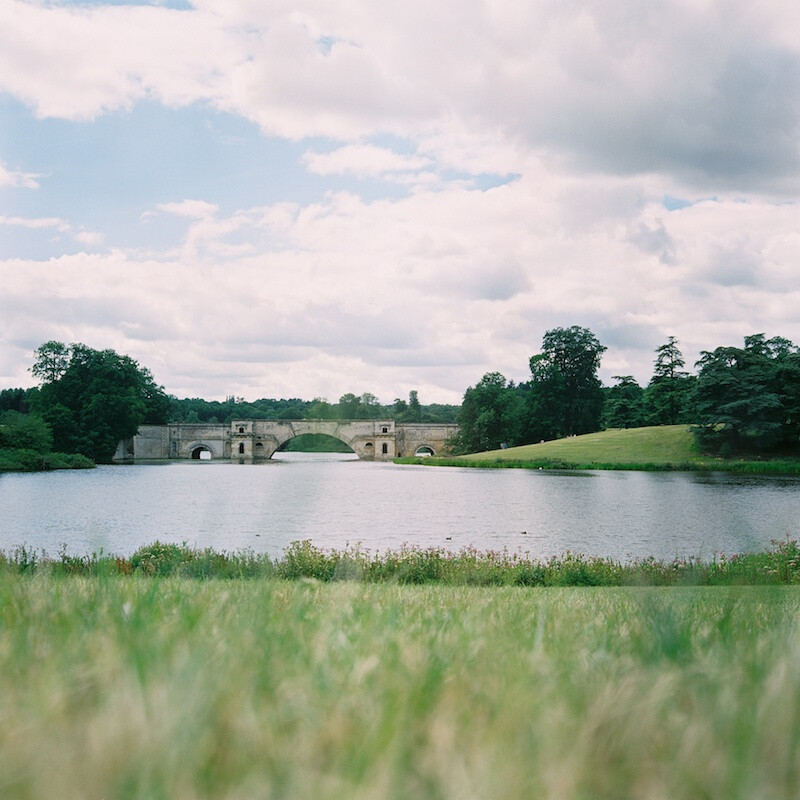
[1,341,457,463]
[4,330,800,464]
[169,389,458,427]
[451,326,800,457]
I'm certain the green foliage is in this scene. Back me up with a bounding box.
[693,334,800,455]
[0,410,53,452]
[31,342,170,462]
[643,336,696,425]
[451,372,525,453]
[129,541,271,578]
[0,387,31,413]
[603,375,645,428]
[280,433,353,452]
[168,392,459,425]
[30,340,70,384]
[0,409,91,472]
[527,325,606,439]
[0,449,93,472]
[5,538,800,587]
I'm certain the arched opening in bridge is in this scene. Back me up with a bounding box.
[191,446,213,460]
[277,433,354,454]
[414,445,435,457]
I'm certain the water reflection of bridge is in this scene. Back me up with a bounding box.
[114,419,458,462]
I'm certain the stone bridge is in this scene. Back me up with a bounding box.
[114,419,458,462]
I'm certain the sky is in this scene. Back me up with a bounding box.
[2,0,800,404]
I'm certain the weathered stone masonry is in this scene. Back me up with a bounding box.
[114,419,458,462]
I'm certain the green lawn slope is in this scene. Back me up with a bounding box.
[398,425,800,473]
[460,425,702,467]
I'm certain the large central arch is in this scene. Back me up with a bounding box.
[277,433,354,454]
[231,419,397,460]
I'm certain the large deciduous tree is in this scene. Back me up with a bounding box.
[451,372,524,454]
[30,341,70,384]
[31,343,170,462]
[527,326,606,438]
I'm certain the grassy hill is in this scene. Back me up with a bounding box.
[397,425,800,473]
[459,425,703,468]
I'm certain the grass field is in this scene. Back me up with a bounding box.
[395,425,800,472]
[1,577,799,799]
[461,424,701,465]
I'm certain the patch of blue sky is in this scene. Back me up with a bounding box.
[662,195,693,211]
[0,97,368,254]
[315,36,338,56]
[1,96,521,258]
[0,225,76,261]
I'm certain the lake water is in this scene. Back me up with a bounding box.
[2,452,800,561]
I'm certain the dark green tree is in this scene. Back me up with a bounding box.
[604,376,645,429]
[0,388,30,413]
[32,343,170,461]
[451,372,524,454]
[0,410,53,453]
[693,334,800,455]
[392,397,408,417]
[30,341,70,384]
[408,390,421,422]
[527,326,606,438]
[307,398,334,419]
[643,336,695,425]
[335,393,363,419]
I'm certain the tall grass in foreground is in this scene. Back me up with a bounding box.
[0,579,799,799]
[5,537,800,585]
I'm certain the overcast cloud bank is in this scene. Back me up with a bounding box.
[2,0,800,402]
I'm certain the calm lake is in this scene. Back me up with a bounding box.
[2,452,800,561]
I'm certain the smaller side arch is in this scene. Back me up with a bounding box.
[414,445,436,457]
[185,440,225,460]
[191,444,213,460]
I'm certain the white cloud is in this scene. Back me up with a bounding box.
[0,215,70,231]
[0,162,41,188]
[5,163,800,400]
[0,215,104,246]
[3,1,800,402]
[302,144,432,178]
[155,200,219,219]
[4,1,800,191]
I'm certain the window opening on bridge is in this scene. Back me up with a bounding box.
[238,426,245,434]
[238,443,245,454]
[382,426,388,433]
[382,443,388,455]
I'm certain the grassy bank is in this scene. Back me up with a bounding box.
[1,577,799,799]
[0,448,94,472]
[398,425,800,473]
[7,537,800,586]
